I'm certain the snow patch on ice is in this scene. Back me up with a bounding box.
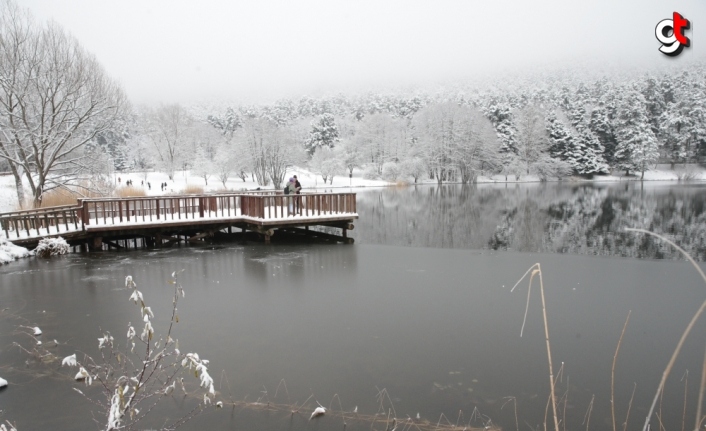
[0,237,31,264]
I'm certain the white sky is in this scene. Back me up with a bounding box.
[14,0,706,105]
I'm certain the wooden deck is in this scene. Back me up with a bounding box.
[0,191,357,249]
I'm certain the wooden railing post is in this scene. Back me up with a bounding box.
[80,199,90,227]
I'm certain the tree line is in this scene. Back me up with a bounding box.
[1,0,705,209]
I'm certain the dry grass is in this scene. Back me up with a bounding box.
[34,187,104,208]
[509,231,706,431]
[37,190,80,207]
[115,186,147,198]
[181,184,205,194]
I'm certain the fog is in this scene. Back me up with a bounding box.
[16,0,706,105]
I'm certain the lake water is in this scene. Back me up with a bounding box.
[1,182,706,431]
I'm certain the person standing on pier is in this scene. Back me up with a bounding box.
[287,177,297,215]
[293,175,302,213]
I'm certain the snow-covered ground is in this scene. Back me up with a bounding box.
[2,164,706,215]
[0,237,31,264]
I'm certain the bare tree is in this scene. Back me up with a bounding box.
[235,117,271,186]
[0,0,128,207]
[356,113,408,174]
[414,102,500,184]
[190,123,224,186]
[452,106,502,183]
[265,123,306,189]
[139,104,194,181]
[338,138,363,177]
[309,147,343,184]
[414,105,452,184]
[514,105,550,175]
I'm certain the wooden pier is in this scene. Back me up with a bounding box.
[0,191,357,250]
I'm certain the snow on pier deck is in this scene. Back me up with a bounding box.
[0,191,358,249]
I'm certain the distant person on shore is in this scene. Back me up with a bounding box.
[117,176,121,185]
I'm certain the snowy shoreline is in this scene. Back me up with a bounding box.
[1,165,705,264]
[0,237,31,264]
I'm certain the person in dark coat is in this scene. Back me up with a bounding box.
[293,175,302,212]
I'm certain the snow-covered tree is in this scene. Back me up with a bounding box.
[235,117,271,186]
[483,98,517,153]
[265,123,307,189]
[0,0,128,207]
[613,89,659,179]
[305,113,339,155]
[400,157,427,183]
[589,101,618,165]
[356,113,408,174]
[207,107,242,137]
[514,105,549,175]
[413,103,456,184]
[338,139,363,177]
[381,161,402,181]
[309,147,343,184]
[546,111,608,176]
[191,149,213,186]
[546,111,574,160]
[659,75,706,167]
[211,145,235,188]
[453,107,502,183]
[573,127,609,175]
[139,104,194,181]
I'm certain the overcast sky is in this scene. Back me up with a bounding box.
[14,0,705,105]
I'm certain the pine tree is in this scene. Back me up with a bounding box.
[660,73,706,167]
[546,111,574,160]
[574,127,609,175]
[642,77,666,136]
[613,89,659,179]
[589,101,618,165]
[305,113,340,155]
[483,99,517,154]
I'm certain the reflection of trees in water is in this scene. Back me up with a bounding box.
[493,184,706,260]
[355,184,706,260]
[357,185,506,249]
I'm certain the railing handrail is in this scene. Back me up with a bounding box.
[77,191,356,203]
[0,204,81,217]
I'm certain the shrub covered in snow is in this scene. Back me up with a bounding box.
[0,420,17,431]
[362,165,379,180]
[0,238,30,264]
[401,158,427,183]
[58,272,216,430]
[381,162,401,182]
[33,237,69,258]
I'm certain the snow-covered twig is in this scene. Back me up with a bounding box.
[57,272,216,430]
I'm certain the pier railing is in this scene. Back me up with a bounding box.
[0,205,82,239]
[1,192,357,240]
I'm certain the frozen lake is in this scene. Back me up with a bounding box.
[1,182,706,431]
